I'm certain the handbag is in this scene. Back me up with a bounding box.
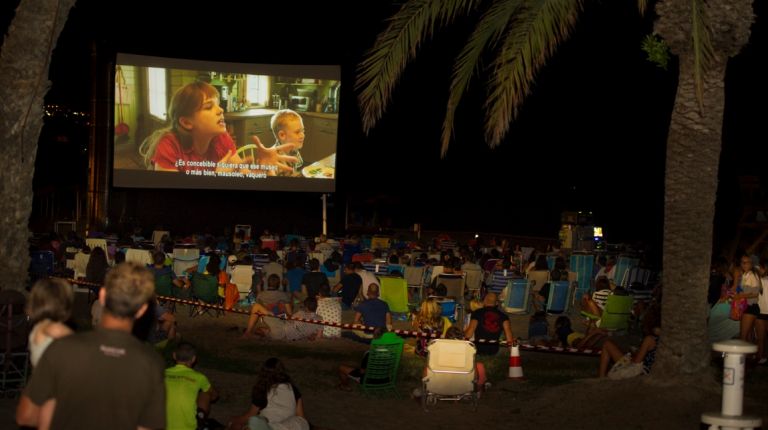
[608,353,645,380]
[729,297,748,321]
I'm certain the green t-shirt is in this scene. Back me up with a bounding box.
[165,364,212,430]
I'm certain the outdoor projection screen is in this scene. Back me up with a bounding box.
[112,53,340,192]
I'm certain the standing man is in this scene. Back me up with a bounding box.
[17,263,165,429]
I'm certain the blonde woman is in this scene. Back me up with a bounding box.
[412,298,452,357]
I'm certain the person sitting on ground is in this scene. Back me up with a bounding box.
[464,293,515,356]
[316,284,342,338]
[229,357,309,430]
[333,264,362,309]
[165,342,218,430]
[285,260,307,304]
[354,284,392,332]
[553,315,605,349]
[337,327,387,391]
[26,278,74,367]
[256,274,293,316]
[300,258,329,299]
[242,297,321,341]
[599,303,661,378]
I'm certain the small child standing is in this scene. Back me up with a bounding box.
[26,278,74,367]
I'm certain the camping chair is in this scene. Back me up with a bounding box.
[581,294,634,332]
[405,266,426,304]
[189,272,223,317]
[173,247,200,277]
[614,256,640,287]
[545,280,572,314]
[379,277,409,315]
[464,269,482,299]
[360,332,404,397]
[154,272,177,313]
[422,339,478,411]
[569,253,595,299]
[502,279,531,314]
[231,264,255,300]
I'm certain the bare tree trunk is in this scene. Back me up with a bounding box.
[0,0,76,291]
[652,0,754,382]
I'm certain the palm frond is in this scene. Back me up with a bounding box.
[691,0,714,111]
[440,0,525,157]
[484,0,584,146]
[356,0,479,134]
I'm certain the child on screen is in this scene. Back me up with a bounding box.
[269,109,305,176]
[140,81,296,176]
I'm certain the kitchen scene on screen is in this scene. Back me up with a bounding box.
[113,65,339,179]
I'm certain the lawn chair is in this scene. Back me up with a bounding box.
[154,272,177,313]
[360,332,404,397]
[189,272,222,317]
[545,280,572,314]
[502,278,531,314]
[581,294,634,332]
[405,266,426,304]
[422,339,478,411]
[380,276,409,315]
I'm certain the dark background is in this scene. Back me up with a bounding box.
[3,0,767,258]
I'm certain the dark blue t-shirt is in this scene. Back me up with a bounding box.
[355,298,390,328]
[338,273,362,307]
[286,268,306,293]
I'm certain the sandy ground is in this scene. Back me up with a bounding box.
[2,306,767,429]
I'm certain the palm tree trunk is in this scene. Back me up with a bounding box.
[653,59,726,381]
[0,0,76,291]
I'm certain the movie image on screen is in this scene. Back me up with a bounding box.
[113,54,340,192]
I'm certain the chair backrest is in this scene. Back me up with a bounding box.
[545,280,571,314]
[487,270,516,295]
[173,248,200,277]
[125,248,153,266]
[623,267,652,288]
[379,277,409,313]
[191,272,219,303]
[154,272,175,297]
[424,339,476,396]
[362,333,404,394]
[614,257,640,287]
[570,253,595,297]
[428,266,444,284]
[362,262,388,276]
[405,266,426,287]
[387,264,405,276]
[599,294,635,330]
[231,265,255,298]
[433,298,457,322]
[503,278,530,314]
[526,270,550,293]
[464,269,482,292]
[436,274,464,305]
[74,252,90,279]
[234,224,252,241]
[151,230,169,245]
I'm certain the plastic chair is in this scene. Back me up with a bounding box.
[379,277,409,314]
[422,339,478,411]
[581,294,634,332]
[502,279,531,314]
[360,332,404,397]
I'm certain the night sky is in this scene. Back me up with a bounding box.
[3,0,767,256]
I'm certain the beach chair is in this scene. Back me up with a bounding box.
[405,266,426,304]
[545,280,571,314]
[435,274,465,306]
[581,294,634,332]
[422,339,478,411]
[614,256,640,287]
[570,253,595,300]
[380,277,409,314]
[502,278,531,314]
[360,332,404,397]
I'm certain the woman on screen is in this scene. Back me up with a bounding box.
[140,81,297,175]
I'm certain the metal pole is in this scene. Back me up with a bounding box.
[322,194,327,236]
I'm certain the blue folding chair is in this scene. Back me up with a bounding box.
[569,253,594,300]
[503,279,530,314]
[545,280,571,314]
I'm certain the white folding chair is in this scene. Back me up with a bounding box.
[422,339,478,411]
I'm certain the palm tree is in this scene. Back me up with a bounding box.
[0,0,77,290]
[357,0,755,380]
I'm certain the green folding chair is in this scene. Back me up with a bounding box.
[379,277,409,314]
[154,272,176,313]
[190,272,222,317]
[581,294,634,332]
[360,332,404,397]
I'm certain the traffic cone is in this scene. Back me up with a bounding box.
[508,343,525,380]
